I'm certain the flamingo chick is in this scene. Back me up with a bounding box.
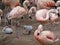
[2,26,13,34]
[23,25,33,35]
[34,24,59,45]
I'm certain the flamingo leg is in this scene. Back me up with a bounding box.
[15,20,20,39]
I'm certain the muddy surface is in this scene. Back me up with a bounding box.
[0,16,60,45]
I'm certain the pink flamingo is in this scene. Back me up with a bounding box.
[35,9,49,24]
[35,8,58,25]
[27,0,55,10]
[2,0,20,9]
[7,1,30,39]
[0,9,3,25]
[34,24,59,45]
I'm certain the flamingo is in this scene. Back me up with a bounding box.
[47,9,58,24]
[35,9,49,24]
[35,8,59,25]
[7,1,30,39]
[34,24,59,45]
[7,0,30,20]
[55,1,60,7]
[2,0,20,9]
[57,7,60,16]
[0,9,3,25]
[27,0,55,10]
[56,1,60,16]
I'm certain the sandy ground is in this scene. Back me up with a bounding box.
[0,16,60,45]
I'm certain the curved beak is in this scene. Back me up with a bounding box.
[54,38,59,43]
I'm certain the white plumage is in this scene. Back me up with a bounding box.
[23,25,33,35]
[2,26,13,34]
[56,1,60,6]
[23,25,33,31]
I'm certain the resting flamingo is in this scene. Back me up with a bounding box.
[27,0,55,10]
[35,9,49,24]
[35,8,58,25]
[34,24,59,45]
[47,9,58,25]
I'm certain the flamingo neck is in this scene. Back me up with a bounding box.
[23,1,28,13]
[44,10,49,21]
[37,28,43,34]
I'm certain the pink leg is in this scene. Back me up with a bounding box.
[15,21,20,39]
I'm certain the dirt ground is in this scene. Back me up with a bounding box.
[0,16,60,45]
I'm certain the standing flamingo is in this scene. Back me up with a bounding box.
[7,1,30,39]
[57,7,60,16]
[34,24,59,45]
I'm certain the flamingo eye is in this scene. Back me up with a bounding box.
[37,33,40,36]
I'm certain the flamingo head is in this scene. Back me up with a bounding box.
[28,6,36,19]
[37,24,43,32]
[23,1,31,9]
[31,6,37,14]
